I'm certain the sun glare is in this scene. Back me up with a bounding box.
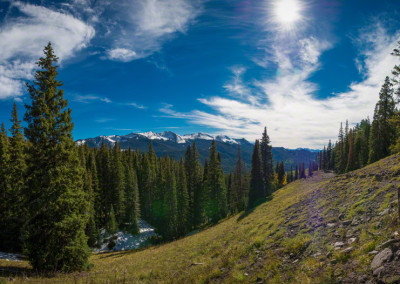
[273,0,303,29]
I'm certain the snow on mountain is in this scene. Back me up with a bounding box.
[77,131,243,145]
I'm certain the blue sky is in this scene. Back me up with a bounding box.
[0,0,399,148]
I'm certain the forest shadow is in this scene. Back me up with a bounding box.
[0,265,42,279]
[237,195,274,222]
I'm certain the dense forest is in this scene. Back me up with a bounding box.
[0,43,305,272]
[318,43,400,174]
[1,39,398,273]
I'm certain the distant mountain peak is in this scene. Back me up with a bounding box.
[77,131,243,145]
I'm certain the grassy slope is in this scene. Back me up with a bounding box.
[2,154,400,283]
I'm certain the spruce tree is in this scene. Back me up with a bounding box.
[176,158,189,235]
[369,77,396,163]
[0,122,10,251]
[248,140,265,209]
[124,166,140,235]
[23,43,89,272]
[187,143,204,227]
[205,140,227,223]
[260,127,274,195]
[231,146,248,212]
[346,129,356,172]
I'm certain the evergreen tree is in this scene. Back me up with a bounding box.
[107,205,117,235]
[23,43,89,272]
[176,158,189,235]
[186,143,204,227]
[231,146,248,212]
[123,166,140,235]
[0,122,10,251]
[110,141,125,224]
[260,127,274,195]
[248,140,265,209]
[369,77,396,163]
[346,129,356,172]
[204,140,227,223]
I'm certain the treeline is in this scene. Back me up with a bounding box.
[0,43,317,273]
[319,43,400,173]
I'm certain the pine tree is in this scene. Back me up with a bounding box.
[205,140,227,223]
[346,129,356,172]
[176,158,189,235]
[369,77,396,163]
[0,104,27,251]
[110,141,125,224]
[248,140,265,209]
[123,166,140,235]
[0,122,10,251]
[231,146,248,212]
[23,43,89,272]
[107,205,117,235]
[186,143,204,227]
[260,127,274,195]
[294,164,298,180]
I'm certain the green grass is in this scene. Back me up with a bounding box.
[2,154,400,283]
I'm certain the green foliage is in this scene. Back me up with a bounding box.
[248,140,265,209]
[23,43,89,272]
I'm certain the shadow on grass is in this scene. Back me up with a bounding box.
[0,265,41,279]
[237,195,274,222]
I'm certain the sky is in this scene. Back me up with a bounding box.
[0,0,399,149]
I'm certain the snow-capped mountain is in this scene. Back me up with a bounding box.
[76,131,243,146]
[76,131,318,173]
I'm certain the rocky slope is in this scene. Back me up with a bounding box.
[1,154,400,283]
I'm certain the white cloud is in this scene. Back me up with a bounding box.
[0,1,95,99]
[160,25,400,149]
[126,102,146,109]
[107,48,138,62]
[105,0,202,61]
[73,94,111,104]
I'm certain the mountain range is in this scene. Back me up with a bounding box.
[76,131,318,172]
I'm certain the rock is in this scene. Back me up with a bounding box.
[369,250,379,255]
[334,241,344,248]
[383,275,400,283]
[392,231,399,239]
[379,208,389,216]
[370,248,393,270]
[343,220,352,226]
[327,223,336,228]
[339,213,345,220]
[312,252,321,258]
[341,247,353,254]
[348,237,357,244]
[373,266,384,277]
[358,275,368,283]
[377,239,400,250]
[292,259,299,263]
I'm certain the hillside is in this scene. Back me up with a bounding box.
[2,154,400,283]
[76,131,317,172]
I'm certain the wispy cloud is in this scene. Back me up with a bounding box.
[160,23,400,148]
[72,94,112,104]
[125,102,146,109]
[95,118,115,123]
[0,1,95,99]
[103,0,203,61]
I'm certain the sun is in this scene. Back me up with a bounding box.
[273,0,303,29]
